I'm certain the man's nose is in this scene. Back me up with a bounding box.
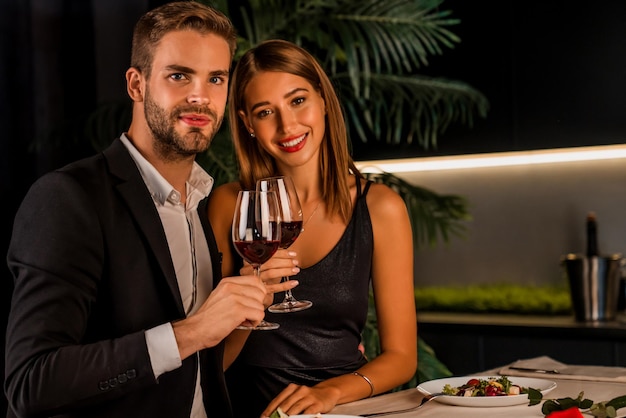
[187,82,211,105]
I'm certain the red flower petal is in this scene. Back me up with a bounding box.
[546,407,584,418]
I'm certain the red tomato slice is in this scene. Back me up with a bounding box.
[485,385,499,396]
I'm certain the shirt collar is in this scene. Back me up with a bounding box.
[119,134,214,208]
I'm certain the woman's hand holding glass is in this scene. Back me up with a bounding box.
[257,176,312,312]
[238,249,301,308]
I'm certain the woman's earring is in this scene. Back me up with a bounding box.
[250,132,255,138]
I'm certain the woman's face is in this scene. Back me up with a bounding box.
[239,71,326,167]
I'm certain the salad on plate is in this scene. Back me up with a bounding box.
[442,376,528,397]
[418,375,557,407]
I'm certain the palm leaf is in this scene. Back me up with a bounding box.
[337,73,489,149]
[216,0,488,149]
[363,172,471,248]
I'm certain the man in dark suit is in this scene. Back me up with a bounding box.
[4,2,295,417]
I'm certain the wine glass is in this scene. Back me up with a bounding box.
[232,190,281,330]
[257,176,313,313]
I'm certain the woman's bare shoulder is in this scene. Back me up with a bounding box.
[208,181,240,215]
[363,179,408,216]
[210,181,241,201]
[212,181,240,195]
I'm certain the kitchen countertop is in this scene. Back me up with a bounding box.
[418,311,626,339]
[418,311,626,373]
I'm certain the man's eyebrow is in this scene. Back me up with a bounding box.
[162,65,230,78]
[210,69,230,78]
[163,64,195,73]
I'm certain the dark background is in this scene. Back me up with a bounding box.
[354,0,626,159]
[2,0,626,415]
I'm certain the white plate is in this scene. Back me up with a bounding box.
[417,375,557,407]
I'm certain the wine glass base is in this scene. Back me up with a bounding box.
[268,299,313,313]
[236,320,280,330]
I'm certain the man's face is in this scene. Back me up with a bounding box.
[143,30,231,161]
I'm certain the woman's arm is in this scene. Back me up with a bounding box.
[261,182,417,416]
[356,182,418,390]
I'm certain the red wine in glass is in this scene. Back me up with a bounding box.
[232,190,281,330]
[257,176,312,313]
[234,239,281,265]
[280,220,303,249]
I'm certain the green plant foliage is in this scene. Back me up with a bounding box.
[528,391,626,417]
[364,172,470,248]
[202,0,476,246]
[338,73,488,149]
[415,284,573,315]
[211,0,489,149]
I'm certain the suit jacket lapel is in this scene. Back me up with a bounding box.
[103,139,186,315]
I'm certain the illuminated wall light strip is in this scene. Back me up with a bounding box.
[355,144,626,173]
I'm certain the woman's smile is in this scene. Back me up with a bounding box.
[278,133,307,152]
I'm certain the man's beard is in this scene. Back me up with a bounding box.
[144,89,223,162]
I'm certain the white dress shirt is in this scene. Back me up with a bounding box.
[120,134,214,418]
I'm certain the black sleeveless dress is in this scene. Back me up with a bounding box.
[225,179,374,417]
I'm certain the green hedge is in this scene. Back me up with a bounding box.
[414,284,573,315]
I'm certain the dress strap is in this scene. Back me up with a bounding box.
[354,174,374,198]
[362,180,373,197]
[355,173,363,197]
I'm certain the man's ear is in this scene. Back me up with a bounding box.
[126,67,144,102]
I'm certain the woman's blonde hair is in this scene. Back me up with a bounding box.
[229,39,361,222]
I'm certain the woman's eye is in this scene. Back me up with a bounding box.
[256,109,272,119]
[292,97,305,106]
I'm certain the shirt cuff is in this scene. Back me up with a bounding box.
[145,323,182,379]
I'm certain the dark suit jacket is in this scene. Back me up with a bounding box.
[5,138,232,418]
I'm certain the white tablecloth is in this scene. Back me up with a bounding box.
[330,372,626,417]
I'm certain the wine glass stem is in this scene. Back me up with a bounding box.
[281,278,296,303]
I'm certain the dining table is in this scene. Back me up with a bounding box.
[328,357,626,417]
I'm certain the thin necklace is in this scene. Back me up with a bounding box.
[301,201,321,232]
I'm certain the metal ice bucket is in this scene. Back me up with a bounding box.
[562,253,623,322]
